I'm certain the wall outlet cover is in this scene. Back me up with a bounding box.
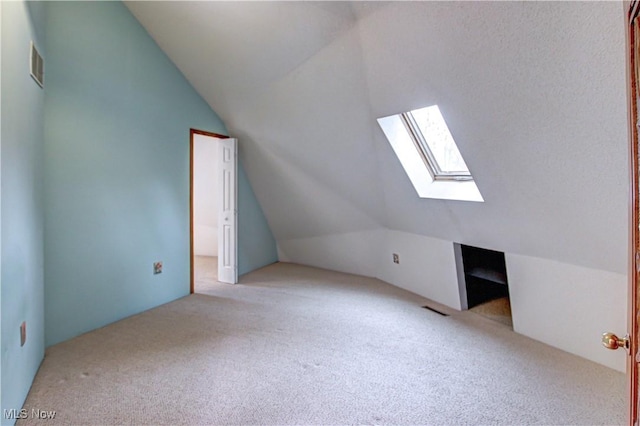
[153,261,163,274]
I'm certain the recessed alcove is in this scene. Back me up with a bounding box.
[454,243,512,327]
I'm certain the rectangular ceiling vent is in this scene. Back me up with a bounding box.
[30,41,44,88]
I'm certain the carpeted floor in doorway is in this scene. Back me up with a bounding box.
[470,296,513,327]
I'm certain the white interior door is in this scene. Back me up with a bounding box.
[218,138,238,284]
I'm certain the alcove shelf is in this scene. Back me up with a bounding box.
[455,244,510,310]
[466,267,507,285]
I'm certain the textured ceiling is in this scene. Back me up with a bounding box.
[125,1,628,274]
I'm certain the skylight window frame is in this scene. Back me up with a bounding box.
[400,111,473,182]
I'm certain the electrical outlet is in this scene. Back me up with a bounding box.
[153,261,163,275]
[393,253,400,264]
[20,322,26,347]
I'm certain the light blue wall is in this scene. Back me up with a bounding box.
[1,1,46,422]
[1,0,3,416]
[44,1,276,347]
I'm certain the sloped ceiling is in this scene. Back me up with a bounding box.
[125,1,628,274]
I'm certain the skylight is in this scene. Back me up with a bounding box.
[409,106,470,178]
[377,105,483,202]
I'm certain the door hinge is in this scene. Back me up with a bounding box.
[636,252,640,273]
[635,350,640,363]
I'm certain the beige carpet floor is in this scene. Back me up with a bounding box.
[19,262,625,425]
[194,255,219,293]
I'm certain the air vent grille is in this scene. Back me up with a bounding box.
[30,41,44,88]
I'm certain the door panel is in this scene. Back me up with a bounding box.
[218,138,238,284]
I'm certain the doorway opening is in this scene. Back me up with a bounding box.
[454,243,512,327]
[189,129,238,293]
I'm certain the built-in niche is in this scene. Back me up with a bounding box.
[454,243,512,327]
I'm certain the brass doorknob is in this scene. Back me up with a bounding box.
[601,332,630,350]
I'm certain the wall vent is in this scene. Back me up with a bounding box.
[30,41,44,88]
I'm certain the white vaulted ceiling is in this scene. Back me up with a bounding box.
[125,1,628,274]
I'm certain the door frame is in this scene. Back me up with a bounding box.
[627,1,640,423]
[189,128,229,294]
